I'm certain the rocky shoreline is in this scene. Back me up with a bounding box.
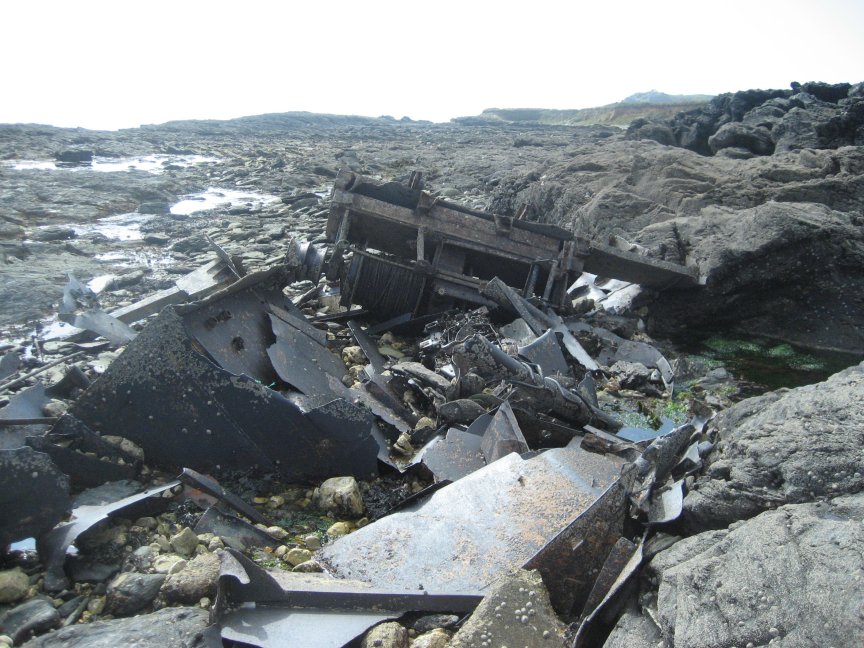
[1,81,863,647]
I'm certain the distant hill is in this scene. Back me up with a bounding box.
[621,90,714,104]
[455,92,714,127]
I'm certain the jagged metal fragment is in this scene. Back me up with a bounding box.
[0,446,71,546]
[25,435,135,488]
[39,480,178,591]
[194,507,278,552]
[648,480,685,525]
[214,549,481,648]
[0,383,52,448]
[0,351,20,381]
[267,312,347,400]
[578,536,638,619]
[59,310,136,345]
[179,468,269,525]
[480,401,529,463]
[518,329,570,377]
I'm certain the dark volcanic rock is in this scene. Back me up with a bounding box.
[707,122,775,155]
[105,572,166,615]
[642,202,864,353]
[54,150,93,164]
[0,598,60,644]
[20,606,209,648]
[682,361,864,531]
[608,493,864,648]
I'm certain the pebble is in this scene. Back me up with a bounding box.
[326,521,353,538]
[285,548,313,566]
[303,534,322,550]
[169,527,199,556]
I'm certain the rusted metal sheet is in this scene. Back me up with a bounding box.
[522,467,637,618]
[0,446,71,547]
[321,447,621,593]
[418,427,485,483]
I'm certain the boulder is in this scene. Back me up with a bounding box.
[682,361,864,531]
[0,568,30,604]
[708,122,775,155]
[643,202,864,353]
[19,606,208,648]
[0,598,59,644]
[633,493,864,648]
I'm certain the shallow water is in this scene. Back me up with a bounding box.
[682,334,861,391]
[170,186,281,215]
[3,154,219,174]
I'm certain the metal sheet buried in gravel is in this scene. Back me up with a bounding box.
[321,446,624,593]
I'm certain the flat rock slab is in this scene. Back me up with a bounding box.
[449,569,565,648]
[622,493,864,648]
[322,448,619,592]
[20,606,209,648]
[684,361,864,531]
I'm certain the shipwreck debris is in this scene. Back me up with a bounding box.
[326,170,697,318]
[214,548,482,648]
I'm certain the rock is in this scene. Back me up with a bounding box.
[413,416,437,432]
[643,202,864,353]
[159,552,219,604]
[169,527,199,556]
[707,122,775,155]
[54,150,93,164]
[40,399,68,417]
[0,568,30,604]
[303,533,322,550]
[609,360,653,389]
[67,558,120,584]
[413,614,459,634]
[448,569,566,648]
[683,362,864,531]
[105,572,166,616]
[391,432,414,456]
[393,362,453,394]
[626,119,677,146]
[285,548,313,567]
[326,521,353,538]
[0,598,60,644]
[19,606,209,647]
[342,345,367,365]
[638,493,864,647]
[292,560,323,573]
[153,554,187,575]
[137,202,170,215]
[602,602,662,648]
[411,628,450,648]
[436,399,487,425]
[31,227,76,242]
[362,621,408,648]
[143,233,171,246]
[315,476,364,516]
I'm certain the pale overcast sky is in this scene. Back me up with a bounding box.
[2,0,862,129]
